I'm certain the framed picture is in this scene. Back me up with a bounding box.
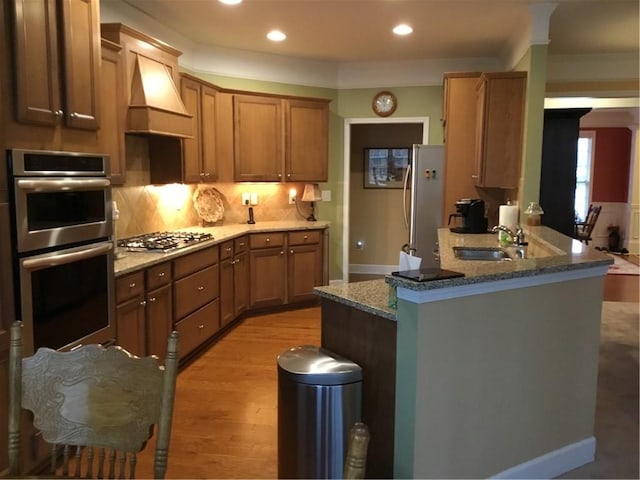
[363,147,411,189]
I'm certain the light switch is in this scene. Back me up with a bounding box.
[242,192,250,205]
[250,192,258,205]
[321,190,331,202]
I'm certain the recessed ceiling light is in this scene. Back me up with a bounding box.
[219,0,242,5]
[393,24,413,36]
[267,30,286,42]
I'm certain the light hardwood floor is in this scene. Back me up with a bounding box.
[134,270,638,479]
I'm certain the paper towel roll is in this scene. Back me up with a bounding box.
[499,204,519,230]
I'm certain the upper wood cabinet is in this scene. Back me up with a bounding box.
[10,0,100,130]
[285,99,329,182]
[234,94,283,182]
[99,39,126,184]
[473,71,526,189]
[180,74,218,183]
[233,94,329,183]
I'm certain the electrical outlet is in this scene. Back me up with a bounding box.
[250,192,258,205]
[288,188,297,205]
[321,190,331,202]
[242,192,250,205]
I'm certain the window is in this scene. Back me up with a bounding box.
[575,131,595,222]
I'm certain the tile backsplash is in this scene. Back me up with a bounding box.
[112,182,310,239]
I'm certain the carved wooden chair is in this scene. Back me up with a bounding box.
[343,422,370,479]
[574,204,602,245]
[8,321,179,479]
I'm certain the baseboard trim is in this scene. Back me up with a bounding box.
[490,437,596,479]
[349,263,396,275]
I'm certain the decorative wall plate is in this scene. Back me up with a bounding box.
[193,186,224,223]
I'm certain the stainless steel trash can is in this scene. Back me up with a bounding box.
[277,345,362,479]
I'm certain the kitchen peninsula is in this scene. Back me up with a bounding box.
[315,226,612,479]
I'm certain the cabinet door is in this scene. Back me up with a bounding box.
[181,75,203,183]
[200,84,218,181]
[474,72,526,188]
[220,257,235,328]
[174,265,219,320]
[234,95,283,182]
[288,244,322,304]
[249,247,286,309]
[99,40,126,184]
[11,0,62,125]
[234,250,249,316]
[442,73,481,220]
[58,0,100,130]
[285,99,328,182]
[146,284,173,359]
[116,295,146,357]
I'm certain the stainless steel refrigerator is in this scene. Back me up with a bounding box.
[403,144,445,268]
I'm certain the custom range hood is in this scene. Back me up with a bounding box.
[101,23,193,138]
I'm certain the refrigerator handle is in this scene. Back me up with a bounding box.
[402,163,412,230]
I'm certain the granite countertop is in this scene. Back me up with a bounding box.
[313,226,613,318]
[115,220,329,276]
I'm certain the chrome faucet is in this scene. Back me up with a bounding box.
[491,225,527,246]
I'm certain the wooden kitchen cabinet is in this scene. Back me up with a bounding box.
[145,262,173,359]
[249,233,286,308]
[474,71,526,189]
[99,39,126,184]
[285,99,329,182]
[234,94,283,182]
[220,236,249,327]
[442,72,482,219]
[180,74,218,183]
[233,94,330,183]
[173,246,220,359]
[115,271,146,356]
[10,0,100,130]
[287,230,323,304]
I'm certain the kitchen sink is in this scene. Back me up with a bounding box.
[453,246,513,261]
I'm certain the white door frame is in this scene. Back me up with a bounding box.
[341,116,430,284]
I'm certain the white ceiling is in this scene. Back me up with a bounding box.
[121,0,638,63]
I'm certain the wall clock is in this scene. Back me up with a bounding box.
[372,91,397,117]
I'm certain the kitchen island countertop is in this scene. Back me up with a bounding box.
[115,221,329,276]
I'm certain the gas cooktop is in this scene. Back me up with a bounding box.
[117,231,213,252]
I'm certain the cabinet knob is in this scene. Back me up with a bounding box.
[198,324,204,329]
[205,172,210,177]
[70,112,79,118]
[266,238,270,243]
[235,257,241,263]
[226,247,232,252]
[304,235,308,240]
[129,282,136,288]
[148,297,157,302]
[158,272,165,277]
[139,300,147,307]
[277,173,282,178]
[290,249,294,254]
[280,250,284,255]
[55,110,64,117]
[230,259,236,265]
[287,173,291,178]
[239,242,245,247]
[197,286,205,291]
[200,172,205,177]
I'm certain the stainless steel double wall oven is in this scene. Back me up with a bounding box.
[3,149,115,354]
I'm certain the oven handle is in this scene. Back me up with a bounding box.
[16,178,110,192]
[21,242,113,271]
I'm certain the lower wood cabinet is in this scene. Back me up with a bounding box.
[115,270,146,356]
[145,262,173,358]
[173,246,220,360]
[287,231,323,304]
[220,236,249,327]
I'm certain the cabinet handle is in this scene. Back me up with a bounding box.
[471,175,479,179]
[129,282,136,288]
[139,300,147,307]
[197,286,205,291]
[55,110,64,117]
[225,247,232,252]
[148,297,157,302]
[239,242,245,246]
[158,272,165,277]
[69,112,79,118]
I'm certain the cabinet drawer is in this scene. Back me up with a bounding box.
[250,233,285,249]
[234,235,248,253]
[174,246,218,279]
[116,271,144,304]
[146,262,172,290]
[175,299,220,359]
[220,240,234,260]
[174,264,219,320]
[288,230,321,246]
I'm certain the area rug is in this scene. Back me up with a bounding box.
[607,254,640,275]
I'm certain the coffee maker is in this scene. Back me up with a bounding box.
[448,198,488,233]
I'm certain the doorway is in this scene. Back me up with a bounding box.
[341,117,429,283]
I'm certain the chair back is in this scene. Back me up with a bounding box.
[343,422,370,479]
[8,321,179,479]
[575,204,602,244]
